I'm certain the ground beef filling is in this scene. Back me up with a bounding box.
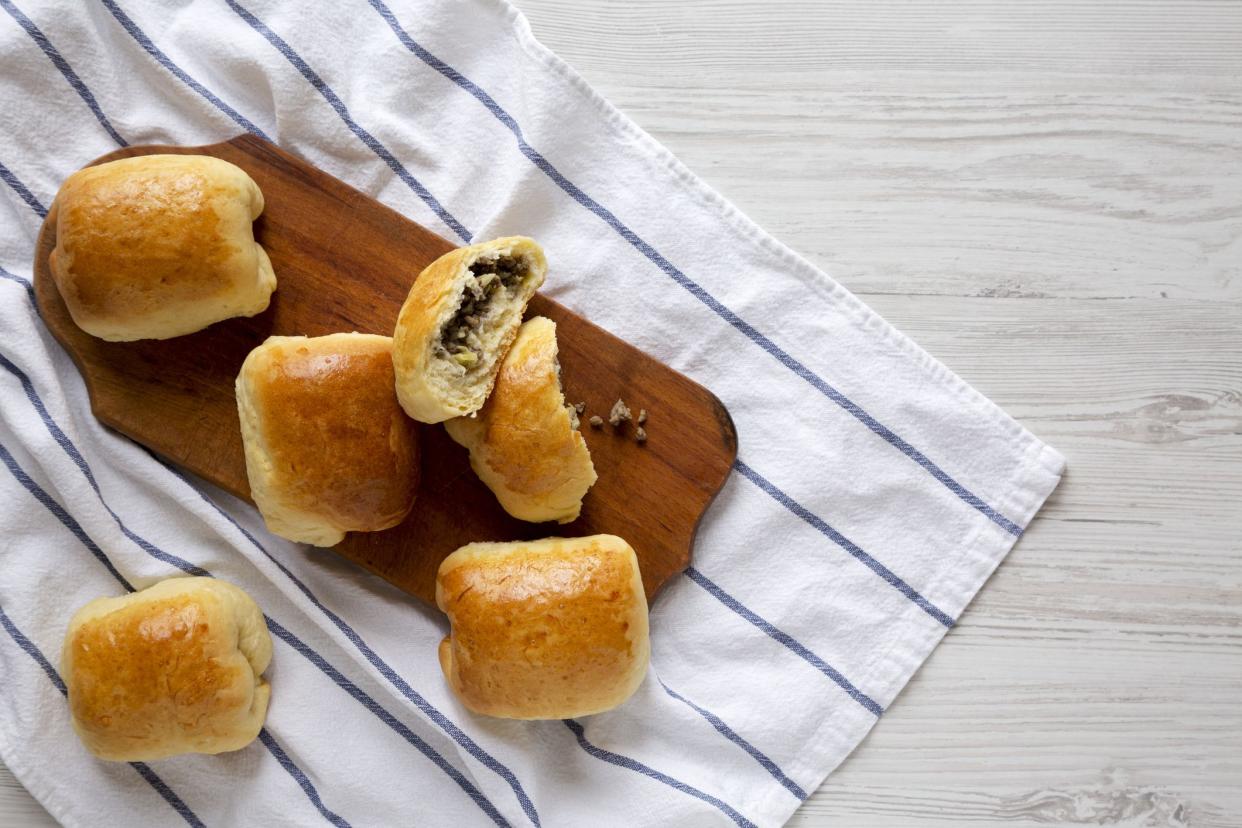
[438,256,527,368]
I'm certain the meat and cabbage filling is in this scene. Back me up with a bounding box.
[438,255,527,368]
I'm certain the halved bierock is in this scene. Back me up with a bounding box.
[445,316,596,523]
[236,333,420,546]
[392,236,546,423]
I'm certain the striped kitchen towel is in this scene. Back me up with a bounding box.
[0,1,1065,826]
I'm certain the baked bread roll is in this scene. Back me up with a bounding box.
[445,317,596,523]
[48,154,275,341]
[436,535,650,719]
[392,236,546,423]
[236,332,419,546]
[61,577,272,761]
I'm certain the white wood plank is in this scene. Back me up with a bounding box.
[512,0,1242,78]
[604,84,1242,302]
[0,766,55,827]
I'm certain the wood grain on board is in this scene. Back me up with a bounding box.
[31,135,738,607]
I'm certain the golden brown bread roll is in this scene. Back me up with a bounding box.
[61,577,272,762]
[445,316,596,523]
[392,236,546,423]
[436,535,650,719]
[48,154,275,341]
[236,332,420,546]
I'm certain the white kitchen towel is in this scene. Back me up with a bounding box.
[0,1,1066,826]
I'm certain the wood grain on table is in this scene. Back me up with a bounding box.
[4,0,1240,825]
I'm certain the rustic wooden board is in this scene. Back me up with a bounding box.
[31,134,737,606]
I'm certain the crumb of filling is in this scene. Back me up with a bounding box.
[608,398,632,427]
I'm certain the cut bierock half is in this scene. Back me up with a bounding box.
[445,316,597,523]
[392,236,546,423]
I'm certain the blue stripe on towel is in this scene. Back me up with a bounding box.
[0,158,47,218]
[0,0,128,147]
[127,764,209,828]
[364,0,1022,537]
[0,440,133,590]
[685,567,884,717]
[734,458,956,628]
[99,0,270,140]
[257,730,352,828]
[0,354,210,577]
[264,617,511,828]
[0,605,68,694]
[563,719,758,828]
[0,605,206,828]
[0,265,36,304]
[223,0,471,242]
[659,680,808,801]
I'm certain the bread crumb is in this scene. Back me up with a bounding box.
[635,426,647,443]
[574,402,586,415]
[609,399,632,427]
[637,409,647,425]
[589,415,604,428]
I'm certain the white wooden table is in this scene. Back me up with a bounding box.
[4,1,1240,825]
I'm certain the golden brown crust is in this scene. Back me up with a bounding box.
[236,333,419,546]
[61,577,272,761]
[392,236,546,423]
[393,245,472,383]
[445,317,596,523]
[48,154,275,341]
[436,535,649,719]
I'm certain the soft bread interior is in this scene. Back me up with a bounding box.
[426,245,543,414]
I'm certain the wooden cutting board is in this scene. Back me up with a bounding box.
[32,135,737,606]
